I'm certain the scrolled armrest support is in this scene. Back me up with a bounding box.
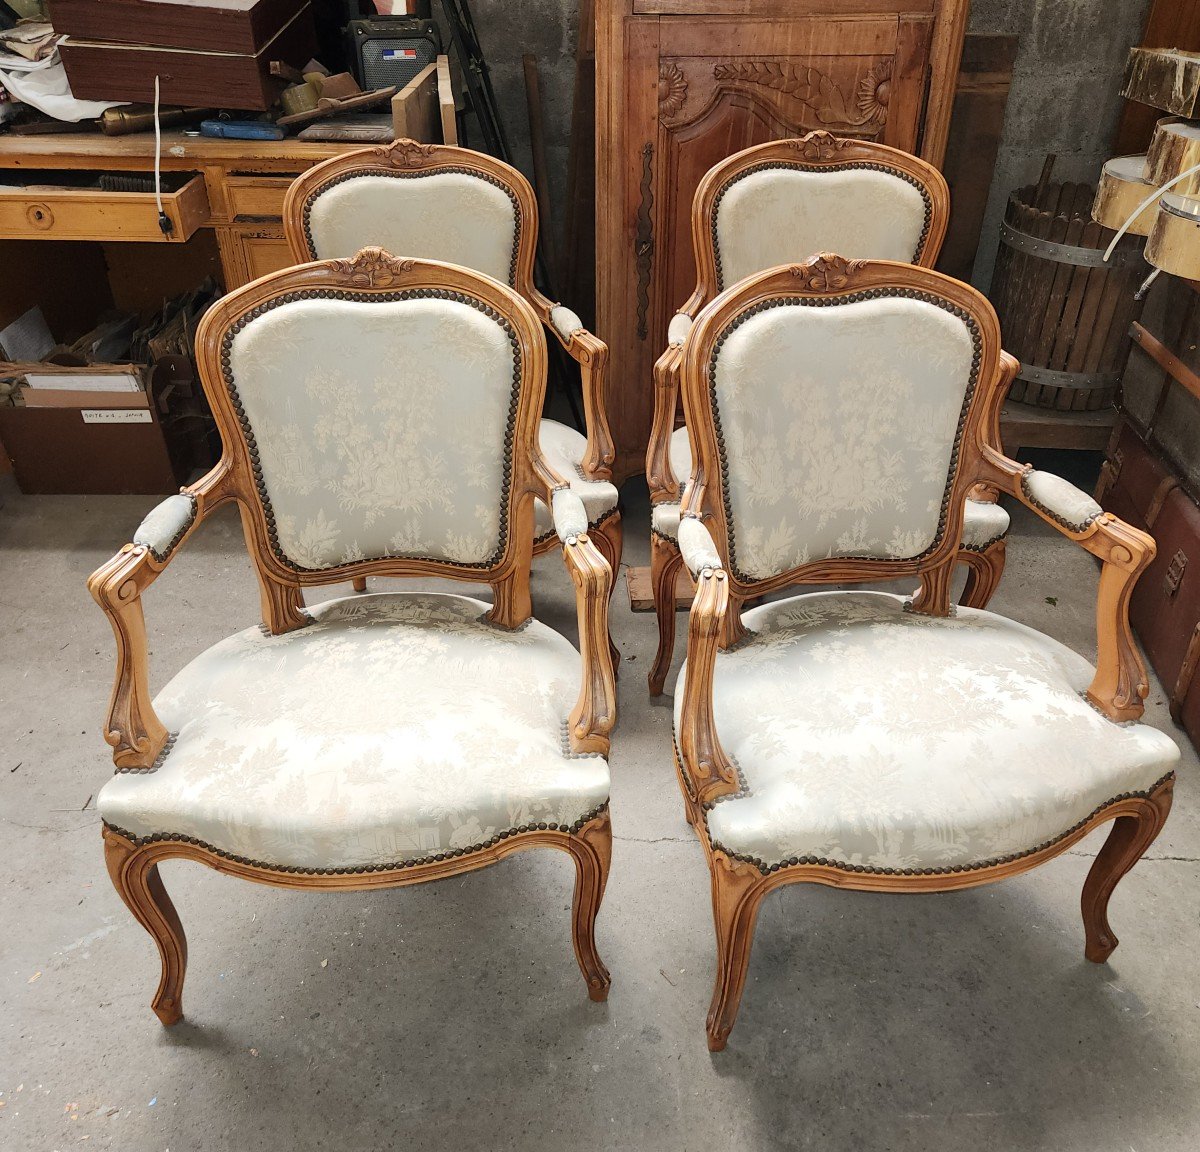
[560,526,617,756]
[87,462,235,769]
[976,442,1155,722]
[647,343,685,505]
[678,564,740,804]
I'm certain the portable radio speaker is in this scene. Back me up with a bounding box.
[345,17,441,91]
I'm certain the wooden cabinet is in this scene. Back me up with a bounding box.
[595,0,969,480]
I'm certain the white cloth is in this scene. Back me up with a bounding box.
[675,591,1178,872]
[0,48,123,121]
[99,593,609,871]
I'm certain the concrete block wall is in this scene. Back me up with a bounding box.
[461,0,1152,292]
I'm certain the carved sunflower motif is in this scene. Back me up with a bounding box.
[857,60,892,124]
[659,63,688,118]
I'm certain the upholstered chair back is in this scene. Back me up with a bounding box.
[681,255,1000,604]
[689,133,949,302]
[194,250,551,629]
[285,140,537,289]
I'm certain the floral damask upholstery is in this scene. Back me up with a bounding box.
[714,167,929,288]
[674,590,1178,873]
[99,593,609,871]
[305,171,518,285]
[229,295,517,569]
[297,162,618,539]
[712,295,978,579]
[535,419,619,540]
[653,424,1010,553]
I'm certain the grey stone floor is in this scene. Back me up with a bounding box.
[1,472,1198,1152]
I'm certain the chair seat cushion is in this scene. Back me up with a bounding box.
[99,593,608,872]
[662,425,1009,548]
[534,419,619,539]
[674,591,1178,873]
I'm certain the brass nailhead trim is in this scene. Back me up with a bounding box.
[710,160,934,292]
[706,771,1177,877]
[220,288,522,576]
[706,289,982,586]
[534,503,619,548]
[114,734,177,775]
[1019,470,1102,532]
[138,495,198,563]
[102,803,610,876]
[302,167,522,287]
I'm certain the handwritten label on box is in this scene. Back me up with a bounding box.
[82,409,152,424]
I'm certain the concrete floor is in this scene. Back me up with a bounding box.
[2,471,1198,1151]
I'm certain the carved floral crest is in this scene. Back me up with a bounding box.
[789,253,868,292]
[383,138,439,168]
[857,59,891,124]
[328,247,418,288]
[786,130,851,162]
[658,62,688,118]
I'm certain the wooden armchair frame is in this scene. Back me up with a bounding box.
[674,255,1173,1050]
[282,139,621,575]
[644,131,1011,694]
[89,251,618,1024]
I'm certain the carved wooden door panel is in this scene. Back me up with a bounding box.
[596,0,968,481]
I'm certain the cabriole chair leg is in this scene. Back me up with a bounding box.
[567,810,613,1001]
[649,534,684,696]
[959,538,1006,610]
[706,852,766,1052]
[103,828,188,1026]
[1081,775,1174,962]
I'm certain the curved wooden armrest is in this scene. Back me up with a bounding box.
[87,462,236,770]
[529,290,616,481]
[647,342,685,504]
[677,565,740,804]
[560,526,617,756]
[976,441,1156,722]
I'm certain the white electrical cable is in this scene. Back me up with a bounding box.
[1103,158,1200,262]
[153,73,165,226]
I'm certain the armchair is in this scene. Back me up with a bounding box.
[646,131,1009,694]
[672,254,1179,1051]
[283,139,621,602]
[89,250,617,1025]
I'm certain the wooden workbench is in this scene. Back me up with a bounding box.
[0,130,360,288]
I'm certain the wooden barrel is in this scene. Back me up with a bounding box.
[989,180,1146,410]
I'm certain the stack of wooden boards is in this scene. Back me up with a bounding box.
[1093,46,1200,751]
[1094,47,1200,278]
[47,0,318,110]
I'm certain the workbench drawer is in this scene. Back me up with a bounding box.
[224,176,292,221]
[0,173,209,242]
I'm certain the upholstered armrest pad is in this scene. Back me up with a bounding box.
[552,486,590,543]
[678,516,722,576]
[133,493,197,561]
[1021,470,1103,531]
[667,312,693,346]
[550,305,585,342]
